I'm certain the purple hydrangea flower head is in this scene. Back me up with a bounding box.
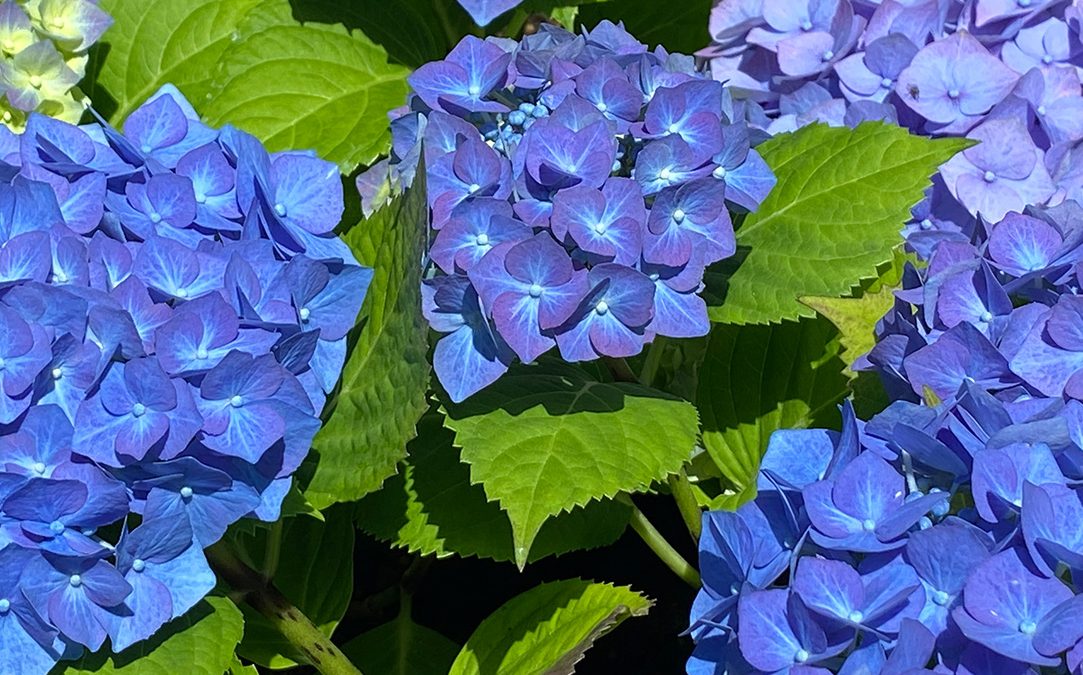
[702,0,1083,267]
[366,21,776,401]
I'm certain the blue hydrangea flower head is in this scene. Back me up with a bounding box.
[0,81,367,671]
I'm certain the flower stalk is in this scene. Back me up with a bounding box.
[208,544,363,675]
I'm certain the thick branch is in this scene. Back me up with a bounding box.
[208,545,362,675]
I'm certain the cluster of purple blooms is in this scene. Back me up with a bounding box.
[0,85,368,672]
[359,22,777,402]
[704,0,1083,227]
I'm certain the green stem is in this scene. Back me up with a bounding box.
[261,520,283,583]
[639,337,666,388]
[605,357,638,383]
[668,470,703,541]
[622,498,700,589]
[208,545,363,675]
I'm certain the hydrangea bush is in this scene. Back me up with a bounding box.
[360,22,776,402]
[0,85,368,671]
[4,0,1074,672]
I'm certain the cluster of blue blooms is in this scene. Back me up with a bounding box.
[691,4,1083,672]
[704,0,1082,235]
[359,21,777,402]
[0,85,368,672]
[691,342,1083,674]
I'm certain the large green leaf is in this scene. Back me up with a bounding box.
[357,413,630,563]
[800,248,910,370]
[302,174,431,509]
[342,614,460,675]
[697,317,849,508]
[202,18,410,172]
[234,509,355,669]
[292,0,472,68]
[449,579,651,675]
[57,597,243,675]
[88,0,265,121]
[705,123,968,325]
[442,361,698,567]
[577,0,712,53]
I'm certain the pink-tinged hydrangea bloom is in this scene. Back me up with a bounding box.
[895,31,1018,134]
[939,117,1057,222]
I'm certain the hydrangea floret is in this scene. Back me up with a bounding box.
[359,21,776,402]
[0,0,112,130]
[0,85,368,672]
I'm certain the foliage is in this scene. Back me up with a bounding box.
[57,597,243,675]
[448,579,651,675]
[703,123,967,325]
[697,317,850,508]
[356,413,632,564]
[301,164,431,509]
[442,361,699,567]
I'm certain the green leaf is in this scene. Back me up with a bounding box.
[705,123,969,325]
[442,361,698,567]
[302,171,431,509]
[291,0,473,68]
[697,317,849,508]
[228,657,259,675]
[280,481,325,521]
[800,248,910,369]
[57,597,243,675]
[449,579,651,675]
[577,0,712,53]
[342,614,460,675]
[357,413,631,563]
[89,0,266,121]
[202,18,410,173]
[235,509,355,669]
